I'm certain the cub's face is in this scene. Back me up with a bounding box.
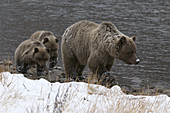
[116,36,140,64]
[42,36,59,60]
[33,47,50,67]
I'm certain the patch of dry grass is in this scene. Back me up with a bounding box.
[0,57,15,73]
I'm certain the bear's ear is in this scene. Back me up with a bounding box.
[132,36,136,42]
[55,38,59,43]
[116,36,126,51]
[101,22,116,32]
[119,36,126,45]
[43,38,49,44]
[34,47,39,53]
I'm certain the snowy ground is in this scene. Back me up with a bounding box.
[0,72,169,113]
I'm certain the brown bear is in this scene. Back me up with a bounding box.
[30,30,59,69]
[15,39,50,76]
[61,20,140,80]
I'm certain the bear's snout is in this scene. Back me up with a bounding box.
[136,59,140,64]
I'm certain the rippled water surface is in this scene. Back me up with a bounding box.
[0,0,169,89]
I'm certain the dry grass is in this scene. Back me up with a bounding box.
[0,57,16,73]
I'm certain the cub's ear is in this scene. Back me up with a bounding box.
[34,47,39,53]
[43,38,49,44]
[132,36,136,42]
[116,36,126,51]
[46,48,50,53]
[40,31,53,40]
[55,38,59,43]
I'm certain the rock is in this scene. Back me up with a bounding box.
[154,85,165,93]
[162,89,170,97]
[121,86,131,94]
[47,69,64,82]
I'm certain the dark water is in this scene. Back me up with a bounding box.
[0,0,169,89]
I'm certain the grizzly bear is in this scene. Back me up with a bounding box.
[30,30,59,69]
[15,39,50,76]
[61,20,140,80]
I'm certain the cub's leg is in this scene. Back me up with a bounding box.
[49,57,58,69]
[37,64,48,76]
[16,63,28,74]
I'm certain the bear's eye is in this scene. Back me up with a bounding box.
[44,58,48,61]
[127,51,134,55]
[43,38,49,44]
[55,38,59,43]
[37,58,41,61]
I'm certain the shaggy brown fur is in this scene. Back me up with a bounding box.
[15,39,50,75]
[30,30,59,68]
[61,20,139,80]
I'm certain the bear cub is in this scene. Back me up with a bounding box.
[30,30,59,69]
[15,39,50,76]
[61,20,140,80]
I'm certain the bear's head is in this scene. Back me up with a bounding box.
[115,36,140,64]
[39,31,59,60]
[100,22,140,64]
[32,43,50,67]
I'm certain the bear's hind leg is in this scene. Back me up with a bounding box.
[75,62,86,80]
[63,56,79,81]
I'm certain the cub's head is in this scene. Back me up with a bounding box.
[40,31,59,60]
[115,36,140,64]
[33,44,50,67]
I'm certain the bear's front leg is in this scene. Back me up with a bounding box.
[88,62,107,81]
[49,57,58,69]
[100,72,118,88]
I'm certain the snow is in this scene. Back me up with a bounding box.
[0,72,170,113]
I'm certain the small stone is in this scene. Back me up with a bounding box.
[121,86,131,94]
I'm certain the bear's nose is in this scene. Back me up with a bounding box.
[136,59,140,64]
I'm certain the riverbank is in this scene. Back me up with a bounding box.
[0,60,170,97]
[0,72,170,113]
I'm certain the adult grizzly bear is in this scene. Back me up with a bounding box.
[30,30,59,69]
[15,39,50,76]
[61,20,140,80]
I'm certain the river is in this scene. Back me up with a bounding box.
[0,0,169,89]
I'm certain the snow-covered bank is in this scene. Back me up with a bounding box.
[0,72,169,113]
